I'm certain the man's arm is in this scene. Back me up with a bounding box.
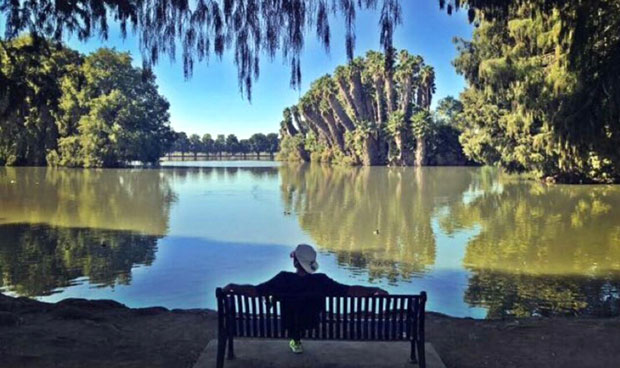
[347,285,388,297]
[222,283,258,296]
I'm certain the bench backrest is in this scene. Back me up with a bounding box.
[216,289,426,341]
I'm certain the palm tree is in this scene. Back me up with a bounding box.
[278,49,436,166]
[413,65,436,166]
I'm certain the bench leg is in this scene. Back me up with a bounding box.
[216,335,226,368]
[417,340,426,368]
[410,340,418,363]
[227,336,235,360]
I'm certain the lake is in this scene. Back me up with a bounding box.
[1,163,619,319]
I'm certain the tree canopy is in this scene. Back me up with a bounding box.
[452,1,620,182]
[2,1,616,104]
[0,0,406,100]
[0,37,174,167]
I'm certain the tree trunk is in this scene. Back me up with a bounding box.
[397,130,415,166]
[301,107,334,148]
[328,95,355,132]
[297,146,310,162]
[322,111,346,152]
[285,120,299,136]
[291,108,307,135]
[415,135,425,167]
[400,78,414,121]
[361,135,382,165]
[374,78,386,126]
[349,71,370,121]
[385,73,396,116]
[335,79,358,119]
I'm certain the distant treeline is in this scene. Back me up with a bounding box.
[0,37,174,168]
[167,132,279,159]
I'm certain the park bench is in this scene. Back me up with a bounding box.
[215,288,427,368]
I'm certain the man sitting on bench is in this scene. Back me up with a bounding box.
[223,243,388,354]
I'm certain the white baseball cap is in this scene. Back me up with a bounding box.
[290,243,319,274]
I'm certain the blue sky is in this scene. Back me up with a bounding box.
[10,2,474,139]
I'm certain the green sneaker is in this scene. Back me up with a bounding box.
[289,339,303,354]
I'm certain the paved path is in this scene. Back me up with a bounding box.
[193,339,446,368]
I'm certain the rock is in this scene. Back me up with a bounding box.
[0,311,21,326]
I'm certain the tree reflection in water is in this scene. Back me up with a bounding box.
[0,167,176,235]
[280,164,474,283]
[282,164,620,317]
[0,167,175,296]
[0,223,160,296]
[450,179,620,317]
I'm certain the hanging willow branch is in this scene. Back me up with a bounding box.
[0,0,400,101]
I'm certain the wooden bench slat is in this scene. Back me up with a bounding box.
[335,296,341,339]
[398,296,405,339]
[384,297,390,340]
[342,296,349,339]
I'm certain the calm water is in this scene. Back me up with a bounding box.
[1,163,619,318]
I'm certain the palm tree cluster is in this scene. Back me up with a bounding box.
[279,49,435,166]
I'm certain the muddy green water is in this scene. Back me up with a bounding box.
[1,163,619,318]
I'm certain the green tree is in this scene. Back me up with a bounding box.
[214,134,226,158]
[202,133,214,157]
[189,134,203,159]
[48,48,173,167]
[225,134,239,156]
[0,37,81,166]
[238,139,251,159]
[173,132,190,160]
[249,133,268,159]
[452,2,620,183]
[266,133,279,158]
[434,96,464,128]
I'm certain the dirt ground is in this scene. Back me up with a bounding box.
[1,293,618,368]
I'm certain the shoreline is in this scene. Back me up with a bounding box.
[1,293,619,368]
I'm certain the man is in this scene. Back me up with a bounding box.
[223,243,388,353]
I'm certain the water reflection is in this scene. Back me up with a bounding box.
[0,223,160,296]
[465,271,620,318]
[163,166,278,184]
[280,164,474,283]
[450,181,620,317]
[1,164,620,318]
[281,164,620,317]
[0,167,176,235]
[0,167,174,296]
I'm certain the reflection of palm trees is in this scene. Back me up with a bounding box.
[280,164,474,282]
[0,223,160,296]
[448,178,620,317]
